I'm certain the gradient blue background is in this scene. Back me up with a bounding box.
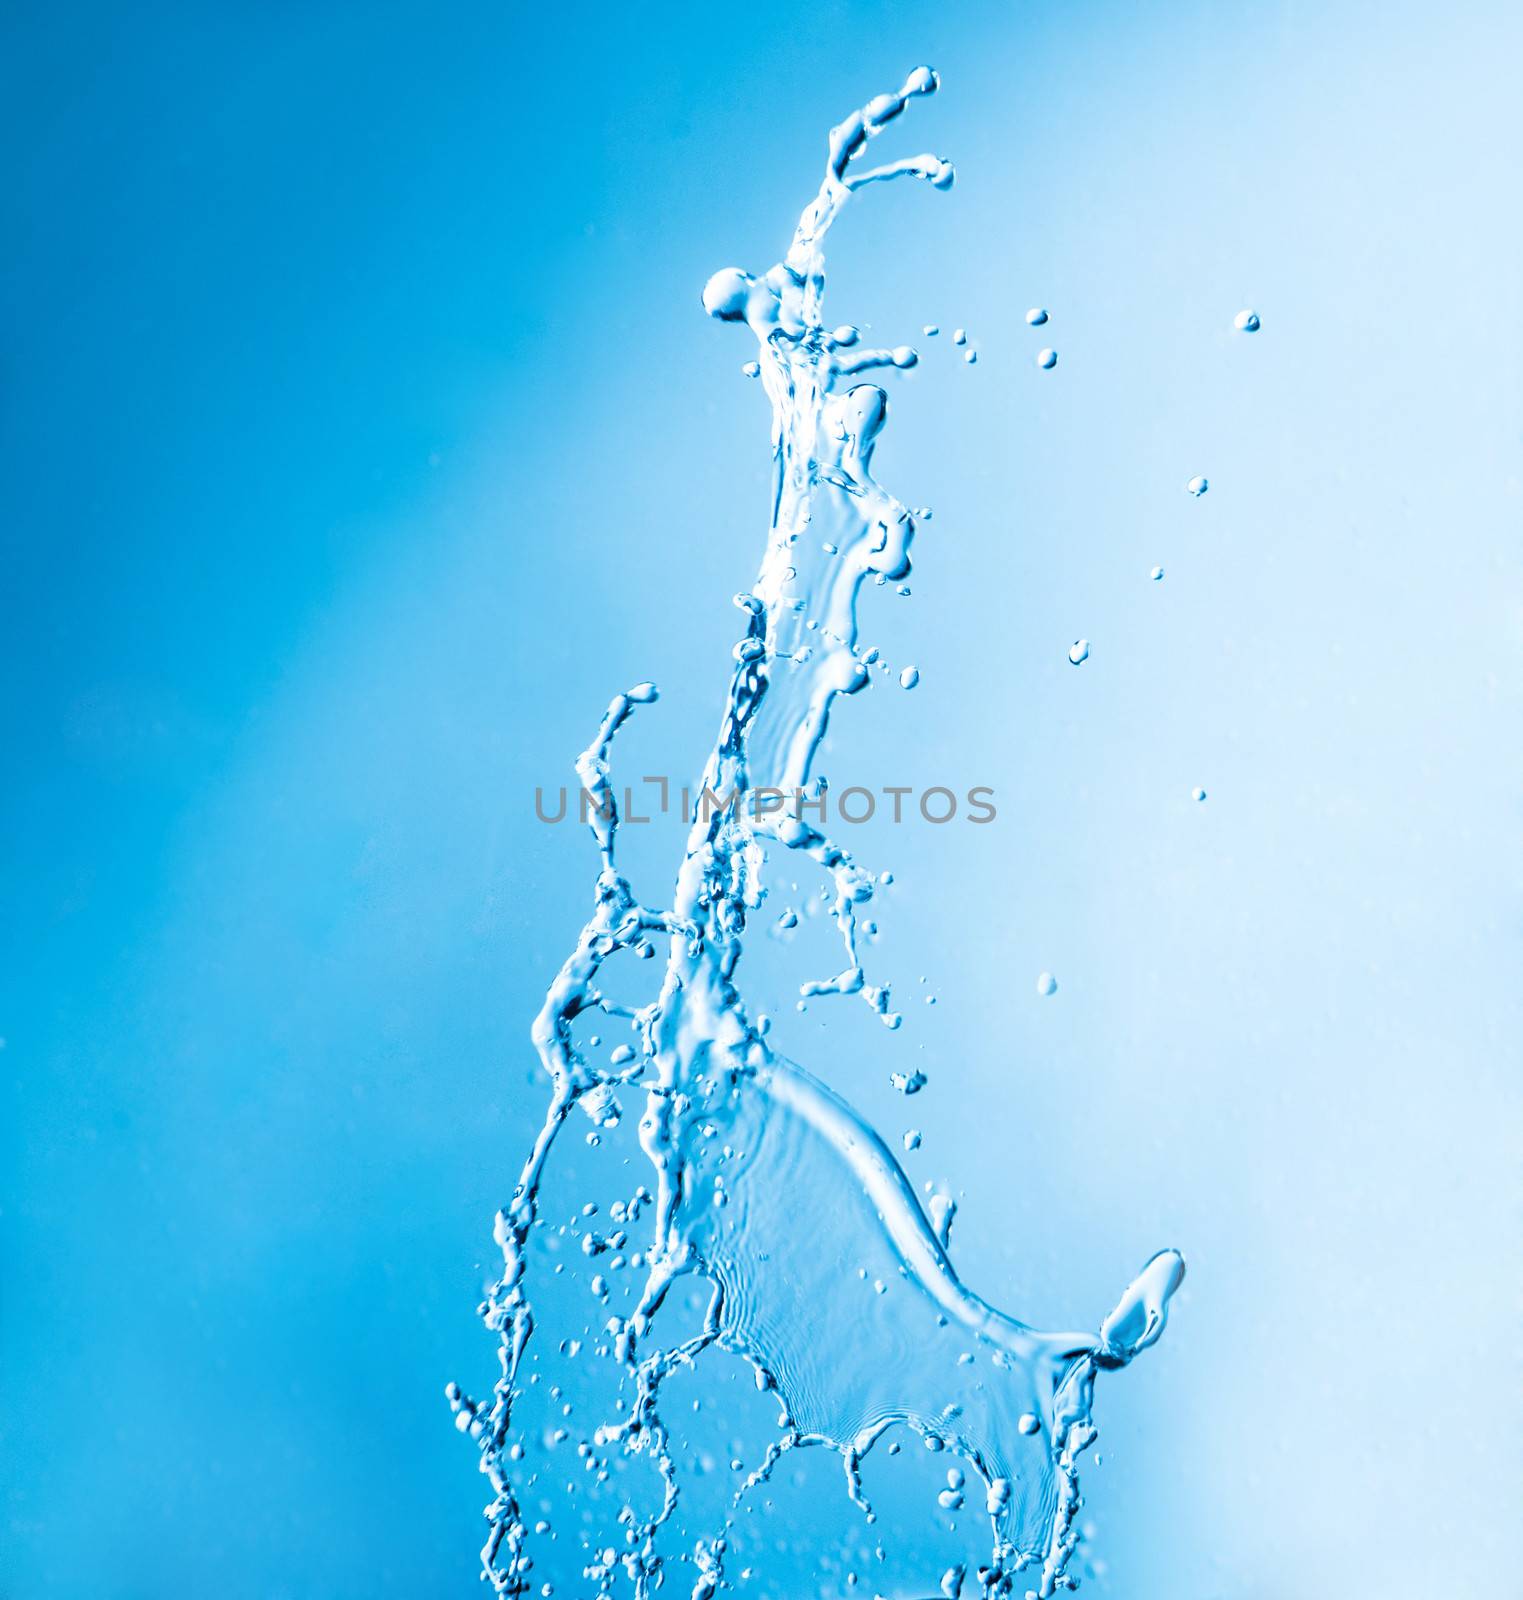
[4,1,1521,1594]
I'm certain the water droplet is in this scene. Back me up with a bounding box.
[1233,308,1261,333]
[923,324,939,336]
[1036,971,1058,997]
[1025,307,1049,327]
[1068,639,1089,666]
[1150,565,1165,581]
[1192,786,1207,802]
[899,665,920,690]
[1017,1412,1041,1435]
[890,1069,927,1095]
[1036,348,1058,370]
[903,1129,922,1151]
[741,360,760,378]
[952,328,967,345]
[1186,474,1209,497]
[963,349,977,364]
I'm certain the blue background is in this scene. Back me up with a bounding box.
[4,1,1521,1594]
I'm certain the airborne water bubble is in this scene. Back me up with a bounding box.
[1036,347,1057,370]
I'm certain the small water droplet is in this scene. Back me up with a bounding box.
[1025,307,1049,326]
[1233,308,1261,333]
[963,349,977,364]
[1036,348,1058,370]
[1017,1412,1042,1435]
[1192,786,1208,802]
[1150,565,1165,581]
[903,1129,922,1151]
[952,328,967,345]
[1068,639,1089,666]
[899,665,920,690]
[1186,474,1209,497]
[1036,971,1058,997]
[923,324,939,336]
[741,360,760,378]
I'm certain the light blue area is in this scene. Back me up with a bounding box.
[3,1,1520,1595]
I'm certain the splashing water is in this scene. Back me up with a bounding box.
[451,69,1184,1599]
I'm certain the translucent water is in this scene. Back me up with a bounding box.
[452,69,1183,1600]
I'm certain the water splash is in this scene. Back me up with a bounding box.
[452,69,1183,1599]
